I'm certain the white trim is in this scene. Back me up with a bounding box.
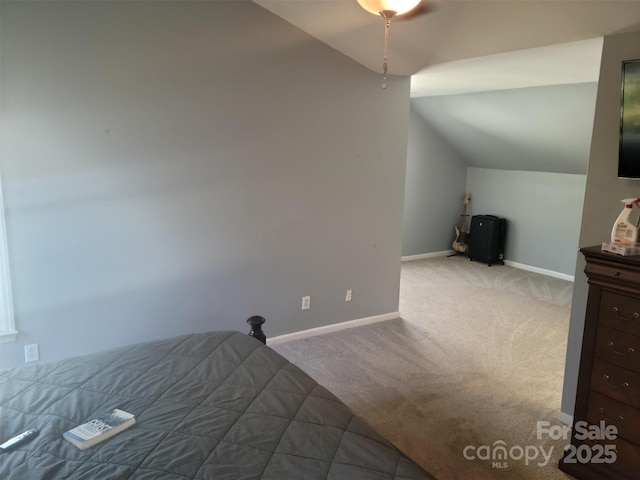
[0,330,18,343]
[557,411,573,426]
[402,252,574,281]
[0,176,16,341]
[401,251,454,262]
[267,311,400,346]
[504,260,574,282]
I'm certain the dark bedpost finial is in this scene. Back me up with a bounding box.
[246,315,266,345]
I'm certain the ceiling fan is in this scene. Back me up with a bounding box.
[357,0,434,87]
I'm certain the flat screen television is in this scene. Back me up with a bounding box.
[618,59,640,179]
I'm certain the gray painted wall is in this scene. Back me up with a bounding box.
[465,168,586,276]
[403,109,468,256]
[0,1,411,368]
[560,30,640,418]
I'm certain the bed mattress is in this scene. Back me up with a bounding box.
[0,331,434,479]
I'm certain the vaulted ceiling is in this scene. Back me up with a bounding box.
[255,0,640,97]
[255,0,639,174]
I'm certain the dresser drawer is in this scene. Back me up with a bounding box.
[599,291,640,336]
[595,325,640,373]
[585,259,640,292]
[590,359,640,408]
[586,391,640,444]
[574,435,640,480]
[608,436,640,479]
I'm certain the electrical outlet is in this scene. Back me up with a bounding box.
[302,296,311,310]
[345,289,352,301]
[24,344,39,363]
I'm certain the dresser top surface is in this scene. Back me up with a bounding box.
[581,245,640,268]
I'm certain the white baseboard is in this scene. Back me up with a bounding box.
[557,411,573,426]
[267,311,400,346]
[401,251,453,262]
[401,252,574,282]
[504,260,574,282]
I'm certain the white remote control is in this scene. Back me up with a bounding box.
[0,428,39,452]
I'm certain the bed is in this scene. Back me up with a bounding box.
[0,329,436,479]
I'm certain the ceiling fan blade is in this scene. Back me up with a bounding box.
[395,0,436,21]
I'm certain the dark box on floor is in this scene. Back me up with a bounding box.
[468,215,506,265]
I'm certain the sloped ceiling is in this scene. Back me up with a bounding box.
[411,82,599,174]
[255,0,640,95]
[255,1,639,174]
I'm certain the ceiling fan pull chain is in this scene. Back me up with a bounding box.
[382,14,392,89]
[358,1,423,89]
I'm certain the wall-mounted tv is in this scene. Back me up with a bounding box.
[618,59,640,179]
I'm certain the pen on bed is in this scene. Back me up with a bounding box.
[0,428,39,453]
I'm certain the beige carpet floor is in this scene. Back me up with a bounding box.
[272,255,577,480]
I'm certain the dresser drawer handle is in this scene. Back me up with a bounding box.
[611,307,640,322]
[598,407,624,422]
[612,271,621,277]
[608,341,635,356]
[603,374,630,389]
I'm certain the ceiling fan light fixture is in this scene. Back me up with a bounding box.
[357,0,421,88]
[356,0,421,17]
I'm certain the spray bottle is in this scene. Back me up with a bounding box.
[611,198,640,244]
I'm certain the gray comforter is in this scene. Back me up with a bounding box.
[0,331,434,479]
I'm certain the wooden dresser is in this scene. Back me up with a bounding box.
[559,246,640,480]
